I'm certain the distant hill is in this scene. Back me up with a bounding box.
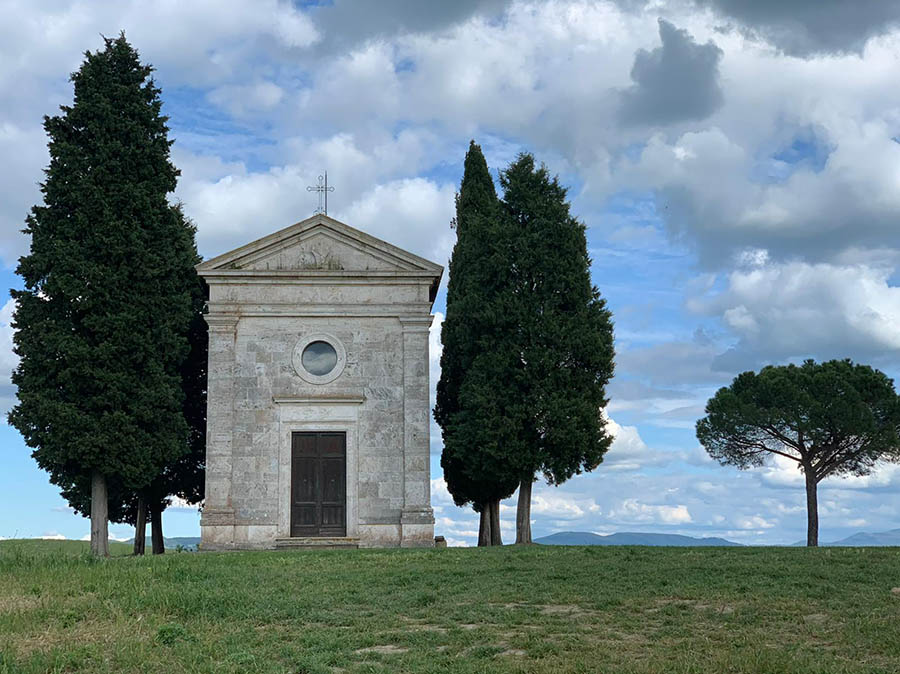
[534,531,742,547]
[123,536,201,550]
[791,528,900,547]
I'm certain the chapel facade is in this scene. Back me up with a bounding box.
[197,214,442,549]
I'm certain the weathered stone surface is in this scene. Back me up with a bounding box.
[198,214,441,549]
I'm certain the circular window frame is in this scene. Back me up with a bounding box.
[292,333,347,385]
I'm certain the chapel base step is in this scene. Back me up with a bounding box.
[274,537,359,550]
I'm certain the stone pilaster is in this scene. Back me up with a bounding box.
[399,315,435,547]
[200,313,238,548]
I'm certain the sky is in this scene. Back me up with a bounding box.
[1,0,900,546]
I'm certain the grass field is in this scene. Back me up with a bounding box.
[1,541,900,673]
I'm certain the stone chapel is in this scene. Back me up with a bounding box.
[197,214,442,549]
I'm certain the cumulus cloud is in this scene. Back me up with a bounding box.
[167,496,200,512]
[607,379,695,402]
[528,492,593,520]
[0,299,18,414]
[694,0,900,57]
[428,312,445,455]
[616,335,732,388]
[338,178,456,264]
[602,415,683,470]
[618,119,900,268]
[207,81,286,117]
[734,514,775,530]
[619,19,724,126]
[309,0,512,49]
[608,498,693,525]
[177,132,455,262]
[0,123,50,266]
[757,454,900,492]
[0,0,320,266]
[690,261,900,370]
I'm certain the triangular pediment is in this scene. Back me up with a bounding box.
[197,214,443,275]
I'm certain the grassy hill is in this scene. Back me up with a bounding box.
[1,540,899,673]
[0,538,134,557]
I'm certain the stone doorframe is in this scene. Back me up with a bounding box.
[274,395,364,538]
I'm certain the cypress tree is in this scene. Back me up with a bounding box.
[435,141,518,545]
[9,35,199,556]
[499,154,615,544]
[143,276,208,554]
[59,270,207,556]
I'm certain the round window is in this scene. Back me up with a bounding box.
[301,340,338,376]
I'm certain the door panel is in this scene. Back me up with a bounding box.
[290,432,346,537]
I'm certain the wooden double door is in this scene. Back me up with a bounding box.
[290,432,347,537]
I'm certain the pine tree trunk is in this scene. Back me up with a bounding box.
[516,476,533,545]
[477,505,491,547]
[133,495,146,556]
[90,470,109,557]
[150,505,165,555]
[490,499,502,546]
[805,470,819,547]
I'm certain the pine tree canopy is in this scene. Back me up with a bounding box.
[9,35,201,499]
[697,359,900,481]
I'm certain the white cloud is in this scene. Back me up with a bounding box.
[529,492,590,520]
[755,454,900,492]
[602,414,684,470]
[177,131,455,264]
[79,532,131,542]
[430,476,454,507]
[608,498,693,525]
[0,299,17,379]
[208,81,286,117]
[168,496,200,511]
[602,416,651,471]
[339,178,456,265]
[734,514,776,530]
[693,260,900,368]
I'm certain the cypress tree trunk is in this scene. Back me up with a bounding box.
[90,471,109,557]
[150,505,165,555]
[516,476,533,545]
[805,470,819,547]
[478,507,490,546]
[477,505,491,547]
[133,495,147,556]
[490,499,502,546]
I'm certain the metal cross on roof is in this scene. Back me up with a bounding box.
[307,171,335,215]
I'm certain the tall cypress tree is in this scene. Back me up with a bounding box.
[143,273,207,554]
[499,154,615,544]
[435,141,518,545]
[58,269,207,556]
[9,35,199,556]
